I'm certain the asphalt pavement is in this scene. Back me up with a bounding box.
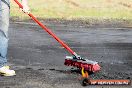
[0,20,131,88]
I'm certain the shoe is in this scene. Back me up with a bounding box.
[4,66,10,69]
[0,66,16,76]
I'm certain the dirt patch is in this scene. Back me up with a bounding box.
[64,0,80,7]
[10,18,132,28]
[119,2,132,8]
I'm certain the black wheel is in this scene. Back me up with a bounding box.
[80,78,91,86]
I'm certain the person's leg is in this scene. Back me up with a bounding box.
[0,0,10,68]
[0,0,15,76]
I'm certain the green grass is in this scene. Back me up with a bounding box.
[10,0,132,20]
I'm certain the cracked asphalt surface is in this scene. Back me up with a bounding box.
[0,20,131,88]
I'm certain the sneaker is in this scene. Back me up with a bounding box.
[0,66,16,76]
